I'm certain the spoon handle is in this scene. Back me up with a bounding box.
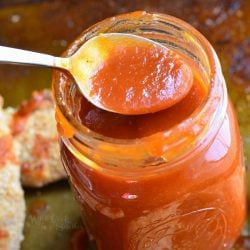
[0,46,69,70]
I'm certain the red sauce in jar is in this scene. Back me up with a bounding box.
[55,12,246,250]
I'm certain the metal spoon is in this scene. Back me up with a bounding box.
[0,33,193,114]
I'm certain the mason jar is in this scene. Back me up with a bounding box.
[52,11,246,250]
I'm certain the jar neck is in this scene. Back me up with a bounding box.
[53,11,228,171]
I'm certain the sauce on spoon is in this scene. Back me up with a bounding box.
[70,33,193,114]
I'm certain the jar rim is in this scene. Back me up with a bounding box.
[53,11,227,166]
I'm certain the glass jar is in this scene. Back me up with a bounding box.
[52,11,246,250]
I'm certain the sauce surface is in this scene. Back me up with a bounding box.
[74,34,194,115]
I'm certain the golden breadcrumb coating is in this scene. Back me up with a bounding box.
[0,96,25,250]
[11,90,67,187]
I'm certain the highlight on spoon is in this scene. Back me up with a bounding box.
[69,33,194,115]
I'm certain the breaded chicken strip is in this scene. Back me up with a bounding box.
[0,96,25,250]
[10,90,67,187]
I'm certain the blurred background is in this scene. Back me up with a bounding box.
[0,1,249,249]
